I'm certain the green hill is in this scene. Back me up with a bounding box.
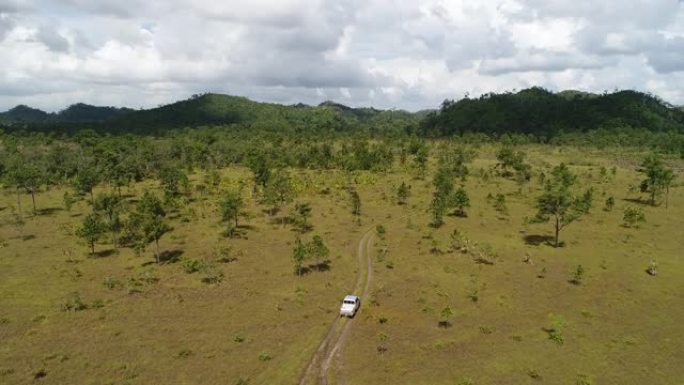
[419,87,684,138]
[0,105,51,123]
[2,89,683,138]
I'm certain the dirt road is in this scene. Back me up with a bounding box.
[298,228,375,385]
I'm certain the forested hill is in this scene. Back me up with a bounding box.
[1,88,683,137]
[418,87,684,138]
[0,103,133,124]
[0,93,418,135]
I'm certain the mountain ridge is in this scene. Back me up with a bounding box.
[2,88,683,137]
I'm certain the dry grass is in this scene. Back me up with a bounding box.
[1,146,683,385]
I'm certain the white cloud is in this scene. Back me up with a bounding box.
[0,0,683,112]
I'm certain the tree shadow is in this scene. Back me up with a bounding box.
[307,260,331,272]
[160,249,184,264]
[622,198,651,206]
[21,234,36,241]
[37,207,64,216]
[448,210,468,218]
[221,227,248,239]
[438,321,452,328]
[92,249,117,258]
[523,234,555,246]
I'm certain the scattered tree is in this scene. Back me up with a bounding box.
[496,146,531,181]
[307,235,330,270]
[292,236,307,276]
[93,192,122,247]
[75,213,106,255]
[293,201,312,232]
[450,186,470,217]
[397,182,410,205]
[263,169,295,223]
[534,164,593,247]
[129,192,171,264]
[219,190,244,235]
[638,154,675,206]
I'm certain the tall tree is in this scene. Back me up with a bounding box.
[74,165,101,203]
[263,169,296,223]
[292,236,307,276]
[219,190,243,235]
[76,213,107,255]
[307,235,330,270]
[129,191,171,264]
[535,164,593,247]
[93,192,122,247]
[638,154,675,207]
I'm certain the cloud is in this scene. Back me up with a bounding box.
[0,0,683,112]
[478,52,610,75]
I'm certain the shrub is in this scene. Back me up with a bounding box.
[182,259,211,274]
[375,224,386,238]
[623,207,646,228]
[258,352,272,362]
[546,313,566,344]
[201,271,224,285]
[103,276,123,289]
[61,292,88,312]
[603,196,614,211]
[570,265,585,285]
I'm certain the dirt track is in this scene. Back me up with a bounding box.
[298,228,375,385]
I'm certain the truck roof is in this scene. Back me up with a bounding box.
[343,295,359,301]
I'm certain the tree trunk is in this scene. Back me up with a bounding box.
[235,215,238,228]
[665,186,670,209]
[90,189,95,205]
[554,216,560,248]
[30,189,37,215]
[155,239,160,264]
[90,241,95,255]
[16,187,22,217]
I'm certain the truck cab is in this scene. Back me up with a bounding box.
[340,295,361,317]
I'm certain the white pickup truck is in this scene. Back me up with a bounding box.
[340,295,361,317]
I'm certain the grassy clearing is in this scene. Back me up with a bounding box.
[1,145,683,384]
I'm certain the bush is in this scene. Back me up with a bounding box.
[258,352,272,362]
[623,206,646,228]
[103,276,123,289]
[375,224,386,238]
[61,292,88,312]
[546,313,566,344]
[570,265,585,285]
[182,259,211,274]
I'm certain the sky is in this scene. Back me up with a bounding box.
[1,0,684,112]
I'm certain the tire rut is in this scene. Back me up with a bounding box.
[298,228,375,385]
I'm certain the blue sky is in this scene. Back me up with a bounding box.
[1,0,684,111]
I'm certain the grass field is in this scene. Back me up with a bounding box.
[1,145,683,385]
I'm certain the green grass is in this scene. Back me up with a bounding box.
[1,145,683,384]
